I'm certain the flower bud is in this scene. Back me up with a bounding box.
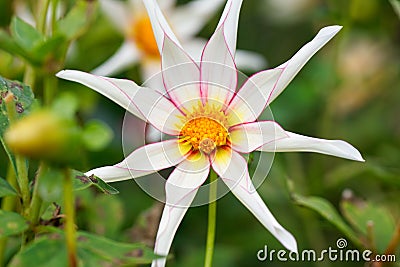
[4,110,82,164]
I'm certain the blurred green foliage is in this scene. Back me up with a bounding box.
[0,0,399,266]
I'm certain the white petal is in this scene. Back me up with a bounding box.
[128,0,142,9]
[183,38,207,63]
[99,0,130,32]
[235,49,267,71]
[164,153,210,206]
[141,59,165,93]
[268,26,342,105]
[145,124,163,143]
[184,39,267,72]
[152,155,209,267]
[85,165,153,183]
[142,0,182,55]
[215,0,243,55]
[211,148,251,191]
[56,70,144,120]
[118,139,191,172]
[159,0,176,10]
[258,131,365,161]
[200,27,237,108]
[162,36,200,112]
[91,41,140,76]
[226,68,283,125]
[230,121,288,153]
[170,0,225,38]
[211,149,298,252]
[131,87,184,135]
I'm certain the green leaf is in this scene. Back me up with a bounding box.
[56,2,88,40]
[0,30,42,65]
[9,234,67,267]
[10,17,43,52]
[0,210,29,238]
[9,230,160,267]
[38,168,119,203]
[0,77,35,173]
[0,77,35,135]
[72,170,119,195]
[31,34,66,63]
[82,120,113,151]
[341,198,396,253]
[0,30,29,59]
[1,19,66,65]
[77,231,160,265]
[0,177,17,197]
[38,167,64,203]
[87,195,124,238]
[292,194,362,248]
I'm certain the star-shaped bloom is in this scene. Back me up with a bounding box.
[92,0,266,82]
[57,0,364,266]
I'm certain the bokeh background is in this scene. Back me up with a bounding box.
[0,0,399,266]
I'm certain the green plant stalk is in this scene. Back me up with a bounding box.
[63,168,77,267]
[0,165,18,265]
[4,94,30,216]
[15,158,30,216]
[37,0,51,34]
[51,0,60,35]
[44,76,57,105]
[22,65,36,91]
[28,162,46,234]
[204,170,218,267]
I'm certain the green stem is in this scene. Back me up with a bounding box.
[15,158,30,215]
[63,168,77,267]
[29,163,46,228]
[204,170,217,267]
[22,65,36,91]
[43,76,57,105]
[51,0,59,35]
[37,0,51,34]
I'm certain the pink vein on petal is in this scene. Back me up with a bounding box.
[229,120,290,153]
[199,25,238,106]
[161,33,200,114]
[94,74,135,106]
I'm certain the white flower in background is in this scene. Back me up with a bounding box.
[57,0,364,266]
[14,0,64,28]
[92,0,266,83]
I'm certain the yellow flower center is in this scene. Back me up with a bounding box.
[128,15,159,58]
[180,104,229,154]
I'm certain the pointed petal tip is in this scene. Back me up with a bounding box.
[339,141,365,162]
[56,69,81,80]
[289,244,298,254]
[320,25,343,35]
[55,69,66,78]
[273,226,298,253]
[352,153,365,162]
[348,148,364,162]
